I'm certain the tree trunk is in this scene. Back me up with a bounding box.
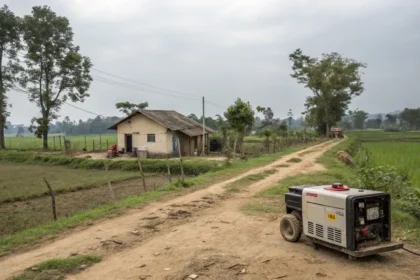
[324,106,330,137]
[43,129,48,149]
[0,49,5,149]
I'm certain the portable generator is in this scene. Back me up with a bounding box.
[280,183,403,259]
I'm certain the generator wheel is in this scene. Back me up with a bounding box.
[280,214,302,242]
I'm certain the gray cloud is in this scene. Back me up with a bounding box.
[5,0,420,124]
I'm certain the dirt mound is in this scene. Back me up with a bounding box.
[336,150,353,166]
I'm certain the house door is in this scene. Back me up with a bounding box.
[125,134,133,153]
[172,135,179,156]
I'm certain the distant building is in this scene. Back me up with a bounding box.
[109,110,214,157]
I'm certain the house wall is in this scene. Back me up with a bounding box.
[117,114,171,154]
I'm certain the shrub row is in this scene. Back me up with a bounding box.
[0,150,221,176]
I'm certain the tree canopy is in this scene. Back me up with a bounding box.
[224,98,255,155]
[289,49,366,136]
[349,109,369,129]
[21,6,92,149]
[224,98,255,136]
[400,108,420,130]
[115,101,148,116]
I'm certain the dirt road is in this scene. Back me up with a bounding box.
[2,140,419,280]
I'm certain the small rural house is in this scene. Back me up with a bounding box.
[109,110,214,157]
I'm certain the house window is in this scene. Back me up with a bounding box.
[147,134,156,142]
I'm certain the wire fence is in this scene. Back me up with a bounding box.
[4,134,117,152]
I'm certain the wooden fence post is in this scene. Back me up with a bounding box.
[99,134,102,151]
[166,155,172,183]
[104,163,115,200]
[43,177,57,221]
[136,152,146,192]
[59,136,62,148]
[53,136,56,150]
[177,137,185,181]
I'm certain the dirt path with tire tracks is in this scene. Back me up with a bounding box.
[2,140,419,280]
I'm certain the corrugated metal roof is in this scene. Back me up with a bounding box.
[108,110,214,135]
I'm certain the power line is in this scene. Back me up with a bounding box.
[12,87,104,117]
[9,52,226,111]
[91,67,199,99]
[91,75,200,101]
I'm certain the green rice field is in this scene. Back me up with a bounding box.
[362,141,420,189]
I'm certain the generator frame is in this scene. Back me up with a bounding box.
[280,184,403,260]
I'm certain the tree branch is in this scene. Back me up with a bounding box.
[52,78,66,105]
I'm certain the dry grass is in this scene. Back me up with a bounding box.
[0,176,169,237]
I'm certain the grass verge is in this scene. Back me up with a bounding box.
[0,140,325,256]
[13,254,101,280]
[224,169,277,193]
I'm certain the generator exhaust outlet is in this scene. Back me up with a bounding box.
[280,183,403,260]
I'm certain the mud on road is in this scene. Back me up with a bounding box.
[2,140,419,280]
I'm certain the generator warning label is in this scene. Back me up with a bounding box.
[327,213,336,221]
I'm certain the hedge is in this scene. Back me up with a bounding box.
[0,150,221,176]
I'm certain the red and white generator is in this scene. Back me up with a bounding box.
[280,183,403,259]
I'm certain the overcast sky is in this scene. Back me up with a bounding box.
[5,0,420,124]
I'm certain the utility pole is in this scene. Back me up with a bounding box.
[202,96,205,156]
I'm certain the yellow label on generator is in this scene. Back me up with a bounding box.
[327,213,336,221]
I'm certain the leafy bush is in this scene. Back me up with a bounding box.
[356,165,411,198]
[0,150,219,176]
[383,126,401,132]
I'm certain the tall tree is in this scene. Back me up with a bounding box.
[0,5,22,149]
[256,106,277,129]
[385,114,397,125]
[224,98,255,155]
[400,108,420,130]
[21,6,92,149]
[289,49,366,136]
[287,109,294,128]
[349,109,368,129]
[115,101,148,116]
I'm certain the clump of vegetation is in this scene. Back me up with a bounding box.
[13,254,101,280]
[286,157,302,163]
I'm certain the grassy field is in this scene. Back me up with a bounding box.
[4,133,315,152]
[348,130,420,141]
[4,134,117,151]
[0,162,149,203]
[362,141,420,188]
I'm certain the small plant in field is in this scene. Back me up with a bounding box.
[286,157,302,163]
[13,255,101,280]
